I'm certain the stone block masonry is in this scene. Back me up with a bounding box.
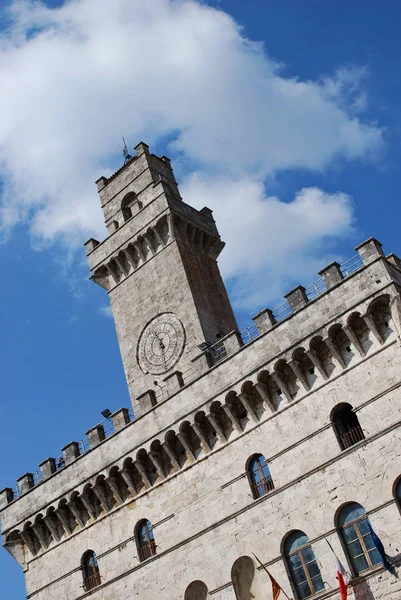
[1,144,401,600]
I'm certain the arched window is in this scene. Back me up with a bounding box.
[338,503,381,574]
[284,531,324,599]
[331,403,365,450]
[247,454,274,499]
[82,550,101,591]
[121,192,139,222]
[136,519,156,562]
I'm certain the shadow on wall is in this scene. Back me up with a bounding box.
[353,578,375,600]
[231,556,262,600]
[184,580,210,600]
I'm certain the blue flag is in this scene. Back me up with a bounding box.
[367,520,393,574]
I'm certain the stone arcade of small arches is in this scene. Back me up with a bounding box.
[5,294,397,563]
[91,209,224,290]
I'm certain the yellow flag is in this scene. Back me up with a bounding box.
[253,553,281,600]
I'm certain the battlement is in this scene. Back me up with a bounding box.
[2,236,401,539]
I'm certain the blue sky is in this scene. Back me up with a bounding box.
[0,0,400,597]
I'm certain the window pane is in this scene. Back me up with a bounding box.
[363,533,376,551]
[286,531,309,554]
[297,580,312,599]
[289,553,302,570]
[311,575,325,593]
[368,548,382,566]
[348,540,364,558]
[357,519,370,535]
[343,525,358,543]
[307,561,321,578]
[339,502,366,528]
[302,546,315,564]
[352,554,369,574]
[292,566,307,584]
[397,479,401,500]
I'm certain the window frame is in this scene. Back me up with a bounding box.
[284,532,325,599]
[338,504,381,576]
[81,550,101,592]
[331,403,365,451]
[247,454,274,500]
[136,519,156,562]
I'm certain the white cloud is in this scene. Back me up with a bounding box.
[182,175,354,309]
[99,305,113,318]
[0,0,383,309]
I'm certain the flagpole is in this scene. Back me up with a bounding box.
[325,538,335,553]
[252,553,293,600]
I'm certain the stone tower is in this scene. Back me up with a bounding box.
[85,142,237,415]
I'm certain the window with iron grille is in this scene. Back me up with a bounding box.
[136,519,156,562]
[339,503,382,575]
[332,403,365,450]
[81,550,101,592]
[247,454,274,499]
[285,531,325,599]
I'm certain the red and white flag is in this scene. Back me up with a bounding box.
[334,552,350,600]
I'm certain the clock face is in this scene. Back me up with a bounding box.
[137,313,186,375]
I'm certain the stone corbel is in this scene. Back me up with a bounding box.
[363,313,384,344]
[289,360,310,391]
[32,523,49,550]
[162,443,181,471]
[148,452,165,479]
[271,372,292,402]
[306,348,328,380]
[105,476,124,504]
[115,254,130,276]
[191,423,212,453]
[343,325,365,357]
[80,493,99,520]
[176,433,196,461]
[134,461,151,489]
[237,393,259,422]
[44,515,61,542]
[254,382,276,413]
[121,468,138,496]
[206,414,227,443]
[20,530,37,556]
[223,405,243,433]
[325,337,346,369]
[67,500,85,528]
[55,507,73,535]
[92,485,110,513]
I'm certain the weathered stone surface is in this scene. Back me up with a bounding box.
[2,145,400,600]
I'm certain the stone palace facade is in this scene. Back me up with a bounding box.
[1,142,401,600]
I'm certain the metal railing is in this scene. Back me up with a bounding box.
[251,476,275,499]
[305,278,326,301]
[340,254,363,277]
[138,541,157,562]
[241,323,259,344]
[340,425,365,450]
[83,571,101,592]
[33,470,43,486]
